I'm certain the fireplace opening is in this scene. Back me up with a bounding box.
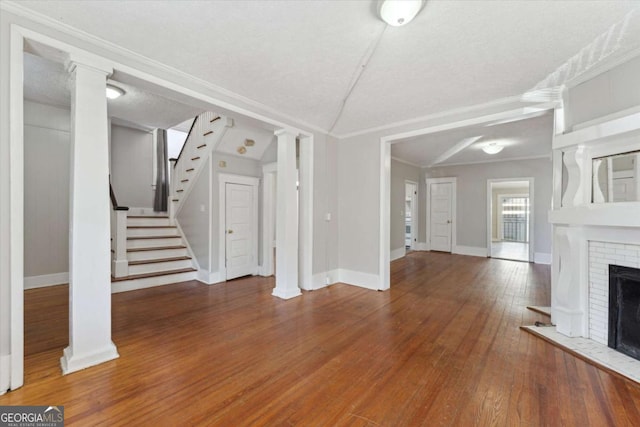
[609,265,640,361]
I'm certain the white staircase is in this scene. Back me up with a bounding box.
[110,111,231,293]
[111,214,197,293]
[169,111,232,219]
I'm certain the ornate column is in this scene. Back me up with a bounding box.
[61,56,119,374]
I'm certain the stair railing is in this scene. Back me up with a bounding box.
[168,111,231,222]
[110,180,129,278]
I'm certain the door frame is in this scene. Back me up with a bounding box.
[218,173,259,280]
[486,178,535,262]
[426,177,457,252]
[404,180,418,250]
[261,162,277,277]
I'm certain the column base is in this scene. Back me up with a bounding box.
[552,306,585,337]
[272,286,301,300]
[60,342,119,375]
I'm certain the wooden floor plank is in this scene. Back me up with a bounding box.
[3,252,640,425]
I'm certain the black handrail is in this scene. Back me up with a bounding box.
[110,178,129,211]
[174,116,198,168]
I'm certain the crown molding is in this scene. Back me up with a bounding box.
[427,154,551,169]
[1,1,328,137]
[390,156,422,169]
[335,95,528,139]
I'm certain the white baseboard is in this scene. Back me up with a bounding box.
[337,269,380,291]
[127,207,162,216]
[0,354,9,395]
[257,265,273,277]
[310,269,380,291]
[534,252,552,265]
[453,245,487,257]
[413,242,429,251]
[311,269,340,290]
[390,247,406,261]
[197,269,224,285]
[60,342,119,375]
[24,272,69,289]
[272,287,302,300]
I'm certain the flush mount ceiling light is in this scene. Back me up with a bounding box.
[482,143,504,155]
[106,84,125,100]
[378,0,425,27]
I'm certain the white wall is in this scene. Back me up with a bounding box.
[177,159,211,270]
[426,158,552,256]
[23,101,70,281]
[110,124,154,208]
[177,152,262,276]
[390,159,420,252]
[567,56,640,128]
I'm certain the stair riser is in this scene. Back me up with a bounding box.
[127,237,182,249]
[128,259,194,276]
[128,248,188,262]
[127,218,171,227]
[127,228,179,237]
[111,271,197,294]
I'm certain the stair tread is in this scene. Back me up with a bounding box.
[111,267,196,282]
[128,256,191,266]
[127,226,176,229]
[127,235,181,240]
[127,245,187,252]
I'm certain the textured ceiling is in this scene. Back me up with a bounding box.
[391,111,553,167]
[23,52,203,130]
[16,0,640,135]
[216,120,276,161]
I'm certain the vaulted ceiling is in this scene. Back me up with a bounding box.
[16,0,640,136]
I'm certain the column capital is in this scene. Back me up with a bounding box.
[274,128,299,138]
[66,51,113,77]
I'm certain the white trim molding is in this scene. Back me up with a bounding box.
[197,269,223,285]
[218,173,260,282]
[337,269,380,291]
[452,245,487,258]
[24,273,69,289]
[534,253,552,265]
[390,247,406,261]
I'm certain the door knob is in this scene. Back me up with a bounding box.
[228,229,234,234]
[447,220,451,224]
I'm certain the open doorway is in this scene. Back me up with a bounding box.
[405,181,417,251]
[487,179,534,262]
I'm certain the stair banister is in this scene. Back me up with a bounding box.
[110,180,129,278]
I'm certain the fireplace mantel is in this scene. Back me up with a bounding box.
[550,107,640,339]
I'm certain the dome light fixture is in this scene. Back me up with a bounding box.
[106,84,125,100]
[379,0,425,27]
[482,143,504,155]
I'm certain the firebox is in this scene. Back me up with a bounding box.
[609,264,640,361]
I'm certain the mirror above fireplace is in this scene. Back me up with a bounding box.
[592,150,640,203]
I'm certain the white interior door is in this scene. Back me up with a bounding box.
[225,183,256,280]
[430,182,452,252]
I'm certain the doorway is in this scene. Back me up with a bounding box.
[405,181,417,250]
[426,178,456,253]
[219,174,259,281]
[487,179,534,262]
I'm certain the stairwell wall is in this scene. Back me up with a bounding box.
[23,101,70,288]
[176,152,262,282]
[110,124,154,209]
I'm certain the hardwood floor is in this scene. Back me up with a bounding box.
[3,252,640,425]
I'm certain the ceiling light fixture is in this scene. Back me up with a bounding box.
[482,143,504,155]
[106,84,125,100]
[379,0,425,27]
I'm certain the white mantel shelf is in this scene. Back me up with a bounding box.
[549,203,640,228]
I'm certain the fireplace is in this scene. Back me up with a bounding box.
[609,265,640,361]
